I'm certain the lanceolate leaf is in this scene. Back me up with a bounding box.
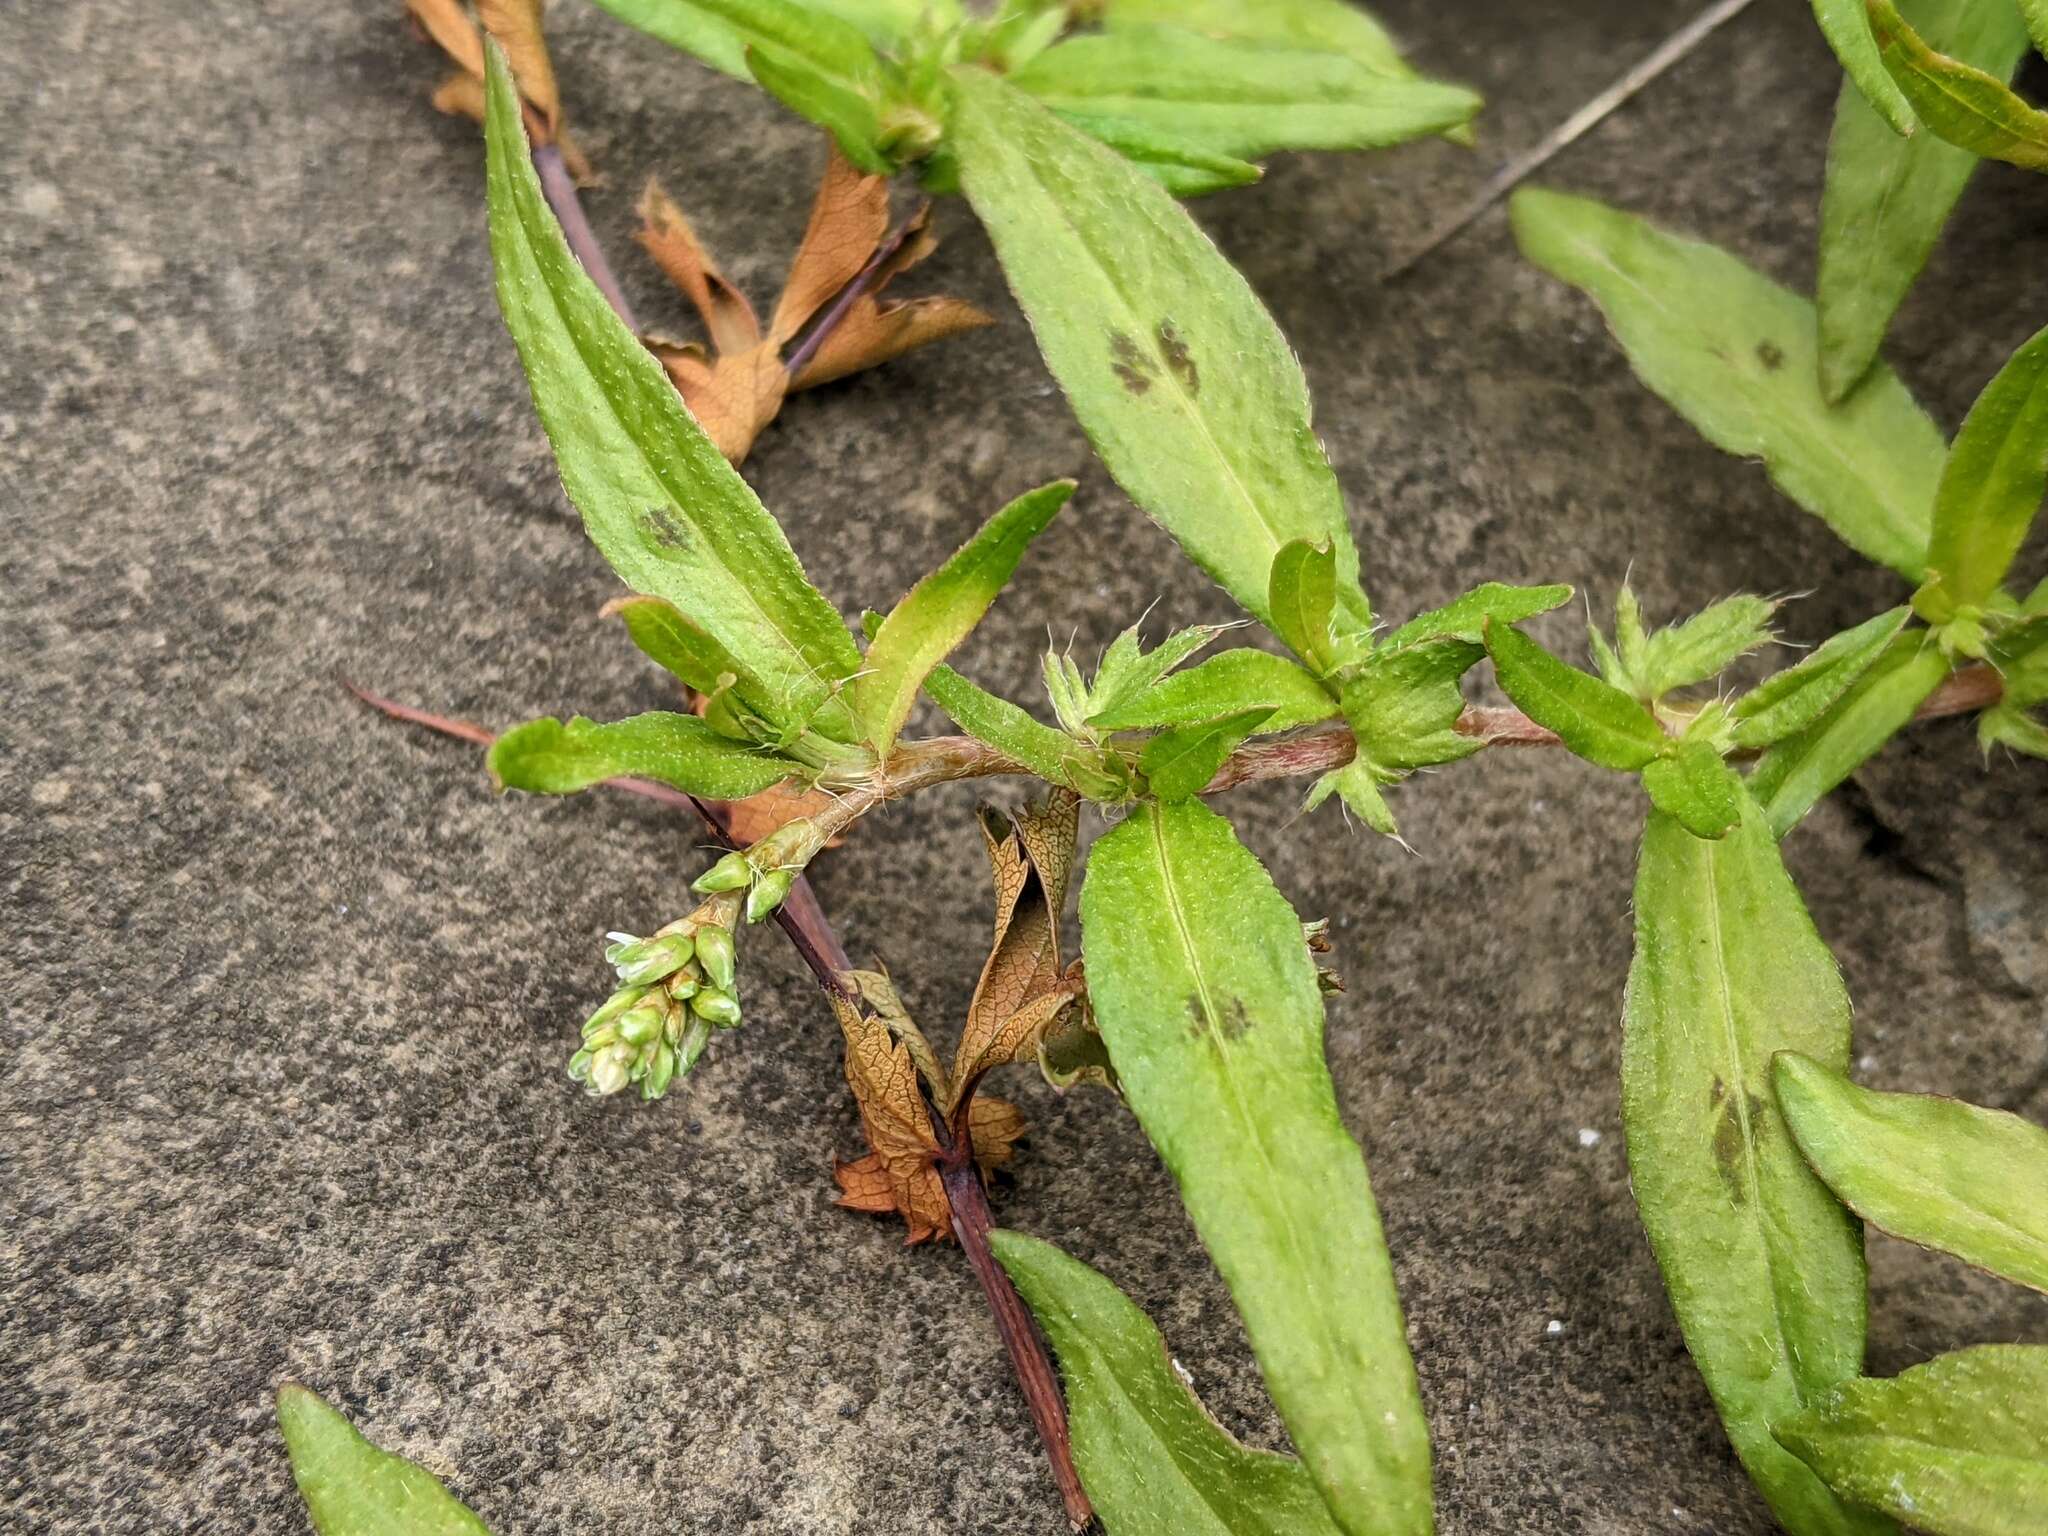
[1385,582,1573,648]
[1623,792,1890,1536]
[603,594,759,698]
[1010,26,1479,163]
[1817,0,2029,403]
[277,1384,495,1536]
[1140,708,1274,800]
[1267,539,1341,673]
[1051,114,1264,198]
[1080,799,1429,1536]
[989,1231,1348,1536]
[1512,187,1948,579]
[489,713,804,799]
[1484,620,1667,772]
[1640,594,1779,697]
[1090,649,1340,734]
[1730,608,1912,750]
[1749,634,1951,837]
[1868,0,2048,172]
[1102,0,1418,79]
[1811,0,1918,133]
[948,69,1370,635]
[482,49,862,741]
[856,480,1075,757]
[1920,324,2048,618]
[924,664,1116,793]
[1775,1346,2048,1536]
[587,0,883,93]
[1775,1053,2048,1293]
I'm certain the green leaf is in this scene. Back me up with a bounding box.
[1749,633,1951,837]
[744,43,889,170]
[482,49,862,743]
[1623,791,1891,1536]
[587,0,885,91]
[1011,26,1479,164]
[1775,1052,2048,1294]
[1641,594,1780,697]
[1919,324,2048,618]
[2028,0,2048,56]
[1080,799,1430,1536]
[1775,1346,2048,1536]
[1982,702,2048,758]
[1731,607,1912,750]
[1341,639,1484,782]
[1384,582,1573,648]
[1817,0,2029,403]
[925,664,1120,794]
[277,1385,494,1536]
[1641,739,1743,840]
[1303,759,1398,839]
[489,712,804,799]
[1100,0,1417,78]
[1483,620,1667,771]
[1266,539,1341,673]
[603,594,758,699]
[809,0,942,51]
[988,1231,1348,1536]
[1811,0,1919,133]
[1140,707,1274,800]
[1050,114,1264,198]
[1512,186,1948,579]
[1087,623,1229,721]
[1091,649,1340,733]
[948,68,1370,635]
[855,480,1073,757]
[1868,0,2048,172]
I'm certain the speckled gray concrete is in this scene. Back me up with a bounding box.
[5,2,2047,1531]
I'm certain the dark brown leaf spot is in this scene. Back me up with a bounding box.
[1710,1086,1764,1206]
[1109,331,1153,395]
[639,506,689,550]
[1755,340,1785,372]
[1158,320,1198,395]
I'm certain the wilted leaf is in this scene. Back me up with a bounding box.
[1775,1346,2048,1536]
[1868,0,2048,171]
[1624,792,1890,1536]
[989,1230,1349,1536]
[277,1384,495,1536]
[635,145,991,462]
[1513,186,1948,579]
[856,481,1075,757]
[407,0,590,177]
[1775,1052,2048,1294]
[484,50,863,740]
[489,712,806,799]
[1817,0,2028,402]
[1080,798,1430,1536]
[949,793,1082,1105]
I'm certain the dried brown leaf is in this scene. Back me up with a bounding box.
[948,792,1081,1107]
[832,992,950,1245]
[967,1093,1027,1174]
[636,180,762,356]
[408,0,583,169]
[845,969,947,1096]
[790,296,994,391]
[407,0,484,78]
[429,69,488,124]
[651,338,788,464]
[769,145,892,346]
[475,0,559,135]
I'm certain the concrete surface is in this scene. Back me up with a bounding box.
[5,1,2046,1531]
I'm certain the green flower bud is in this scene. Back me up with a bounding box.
[614,996,668,1047]
[642,1043,677,1100]
[610,930,695,987]
[690,986,742,1029]
[693,850,754,894]
[581,984,650,1039]
[665,965,701,1003]
[746,867,795,924]
[695,925,737,991]
[588,1041,635,1097]
[676,1013,713,1074]
[566,1047,595,1083]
